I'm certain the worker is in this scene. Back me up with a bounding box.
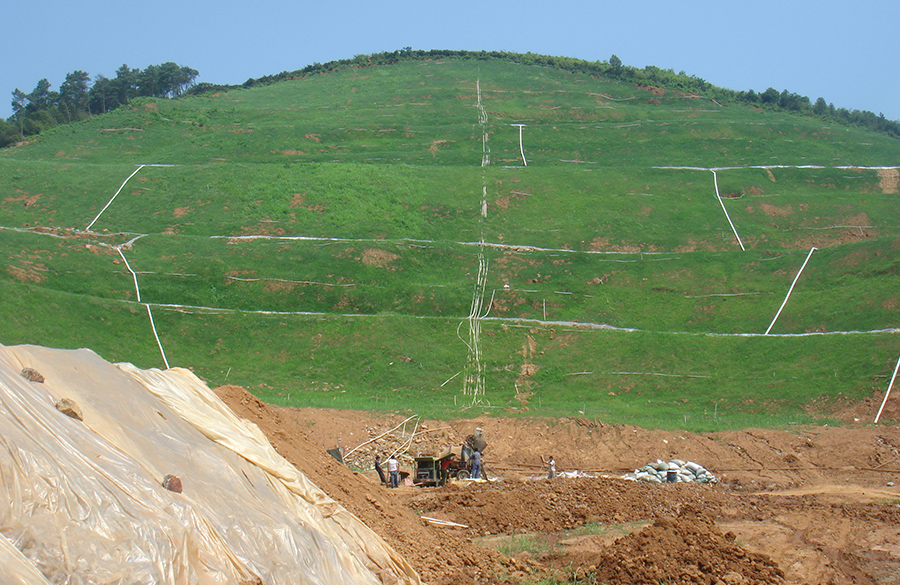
[543,455,556,479]
[471,450,482,480]
[387,454,399,488]
[374,454,386,486]
[439,456,451,486]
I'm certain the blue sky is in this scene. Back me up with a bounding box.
[3,0,899,121]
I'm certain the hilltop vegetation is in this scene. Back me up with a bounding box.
[1,55,898,430]
[246,47,900,138]
[238,50,900,139]
[4,50,899,150]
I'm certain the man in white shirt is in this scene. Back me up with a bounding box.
[387,455,399,488]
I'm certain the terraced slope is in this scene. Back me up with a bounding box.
[1,57,898,429]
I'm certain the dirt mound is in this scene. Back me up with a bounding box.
[582,509,784,585]
[409,477,736,535]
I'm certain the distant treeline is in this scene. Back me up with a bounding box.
[234,48,900,139]
[1,62,198,147]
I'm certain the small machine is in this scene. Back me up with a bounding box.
[413,428,486,486]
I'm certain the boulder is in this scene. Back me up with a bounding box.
[21,367,45,383]
[55,398,83,421]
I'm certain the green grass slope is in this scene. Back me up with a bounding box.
[1,57,899,430]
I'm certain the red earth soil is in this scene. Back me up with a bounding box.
[215,385,900,585]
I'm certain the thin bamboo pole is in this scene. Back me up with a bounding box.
[343,415,417,458]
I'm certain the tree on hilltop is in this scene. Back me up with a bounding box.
[3,61,198,147]
[59,70,91,122]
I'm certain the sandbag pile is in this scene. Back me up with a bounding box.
[625,459,717,484]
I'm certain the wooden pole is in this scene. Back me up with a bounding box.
[343,415,417,458]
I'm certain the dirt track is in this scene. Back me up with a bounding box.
[215,385,900,585]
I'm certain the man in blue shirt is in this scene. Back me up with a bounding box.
[472,450,482,480]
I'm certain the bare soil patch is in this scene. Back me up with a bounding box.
[587,236,642,253]
[7,263,47,284]
[361,248,400,268]
[216,387,900,585]
[262,280,295,293]
[4,192,41,207]
[877,168,899,194]
[635,84,666,97]
[759,203,793,218]
[494,191,529,212]
[428,140,448,157]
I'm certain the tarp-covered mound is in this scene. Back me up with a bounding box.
[0,344,420,585]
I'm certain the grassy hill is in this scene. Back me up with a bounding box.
[2,56,899,430]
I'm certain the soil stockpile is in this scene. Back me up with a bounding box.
[578,510,785,585]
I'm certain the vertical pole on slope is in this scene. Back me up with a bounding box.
[764,246,817,335]
[511,124,527,166]
[874,353,900,424]
[712,170,745,251]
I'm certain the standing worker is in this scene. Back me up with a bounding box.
[387,454,399,488]
[543,455,556,479]
[439,456,452,486]
[472,450,482,480]
[374,454,386,486]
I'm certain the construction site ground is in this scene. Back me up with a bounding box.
[215,385,900,585]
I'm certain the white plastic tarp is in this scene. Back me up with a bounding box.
[0,344,420,585]
[0,532,53,585]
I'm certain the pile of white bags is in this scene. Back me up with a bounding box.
[626,459,717,484]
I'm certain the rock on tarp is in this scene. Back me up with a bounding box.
[0,343,420,585]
